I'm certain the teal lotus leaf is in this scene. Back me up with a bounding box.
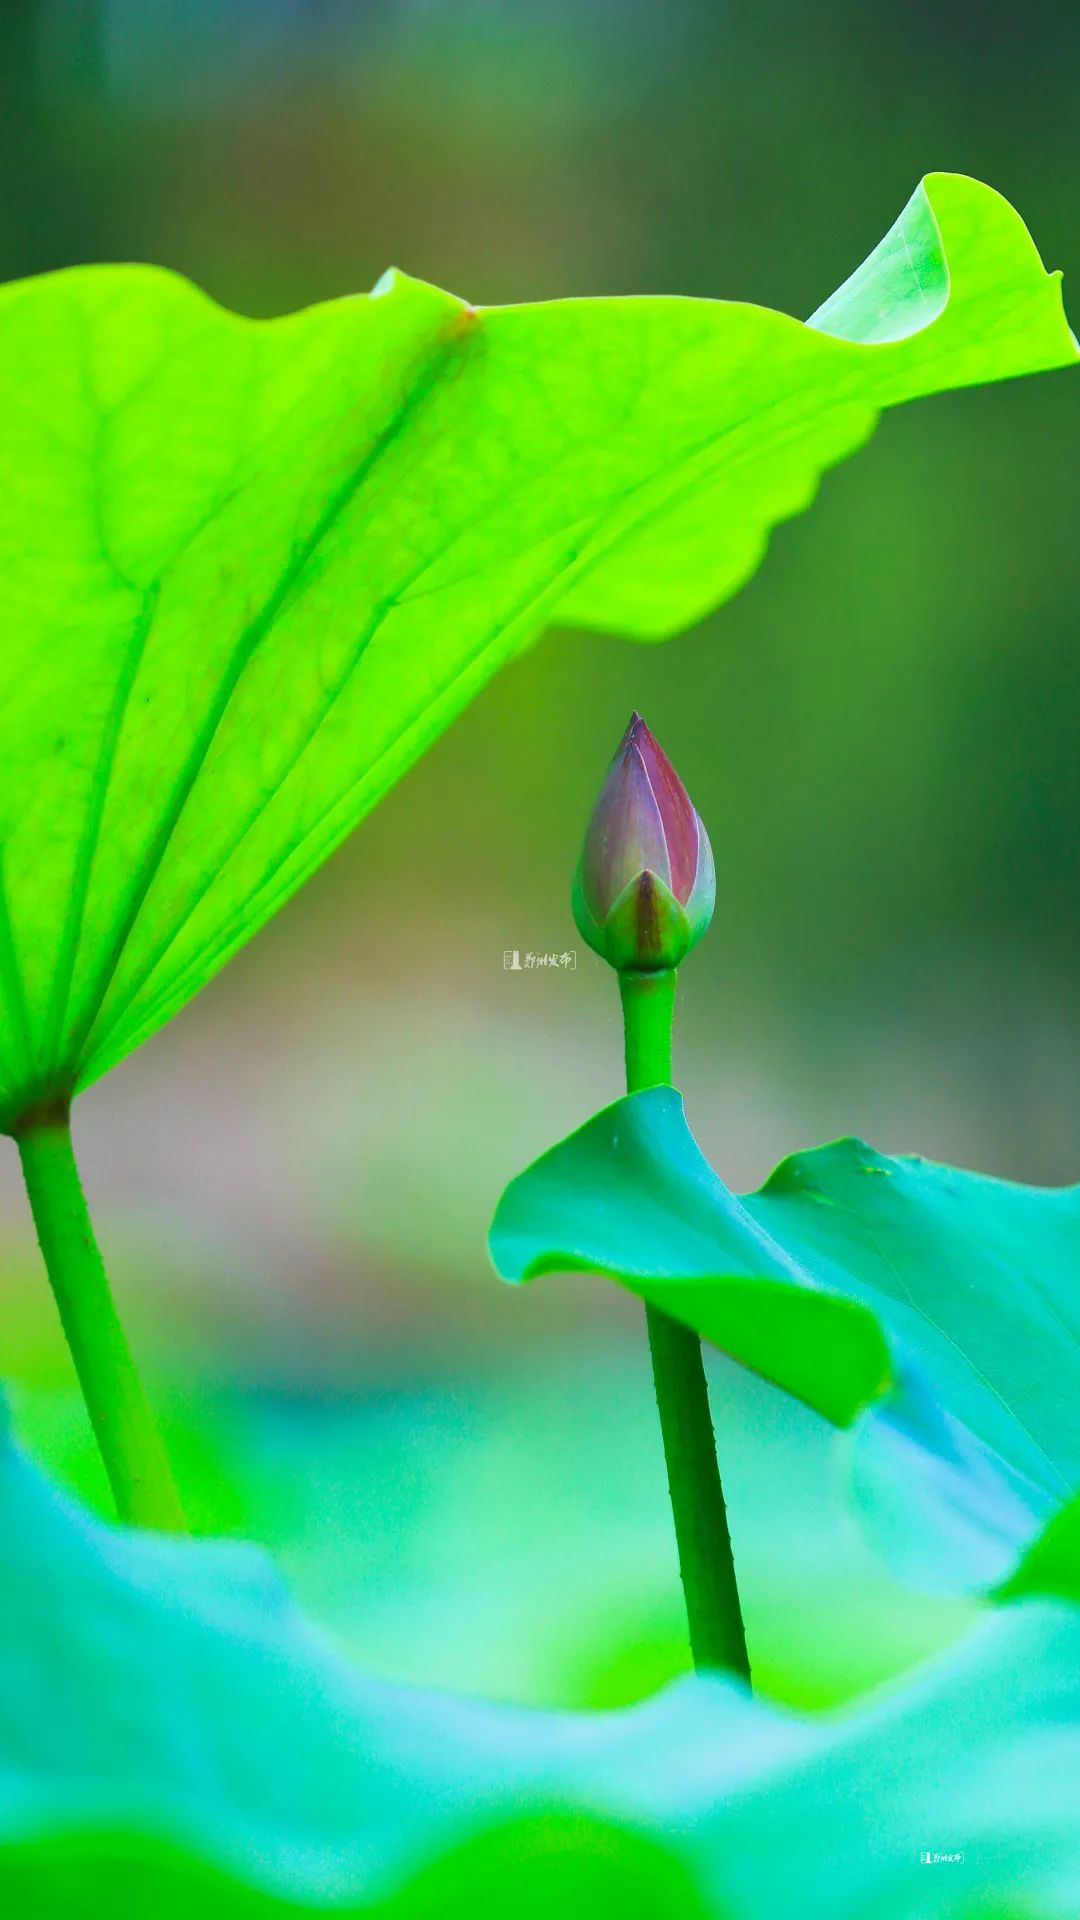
[490,1088,1080,1589]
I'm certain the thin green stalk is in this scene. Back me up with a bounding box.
[15,1104,186,1531]
[619,969,750,1681]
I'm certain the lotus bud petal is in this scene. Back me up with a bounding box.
[572,714,715,972]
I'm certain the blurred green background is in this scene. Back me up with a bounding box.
[0,0,1075,1710]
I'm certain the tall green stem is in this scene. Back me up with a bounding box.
[619,970,750,1681]
[15,1106,186,1531]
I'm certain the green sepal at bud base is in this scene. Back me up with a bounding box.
[573,843,714,972]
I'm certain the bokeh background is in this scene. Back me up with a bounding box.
[1,0,1076,1708]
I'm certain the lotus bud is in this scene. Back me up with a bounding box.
[572,713,715,972]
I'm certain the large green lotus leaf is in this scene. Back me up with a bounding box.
[490,1088,1080,1589]
[2,1423,1080,1918]
[0,172,1074,1128]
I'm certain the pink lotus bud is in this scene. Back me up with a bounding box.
[572,714,715,972]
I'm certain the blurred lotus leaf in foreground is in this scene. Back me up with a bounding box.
[2,1421,1079,1917]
